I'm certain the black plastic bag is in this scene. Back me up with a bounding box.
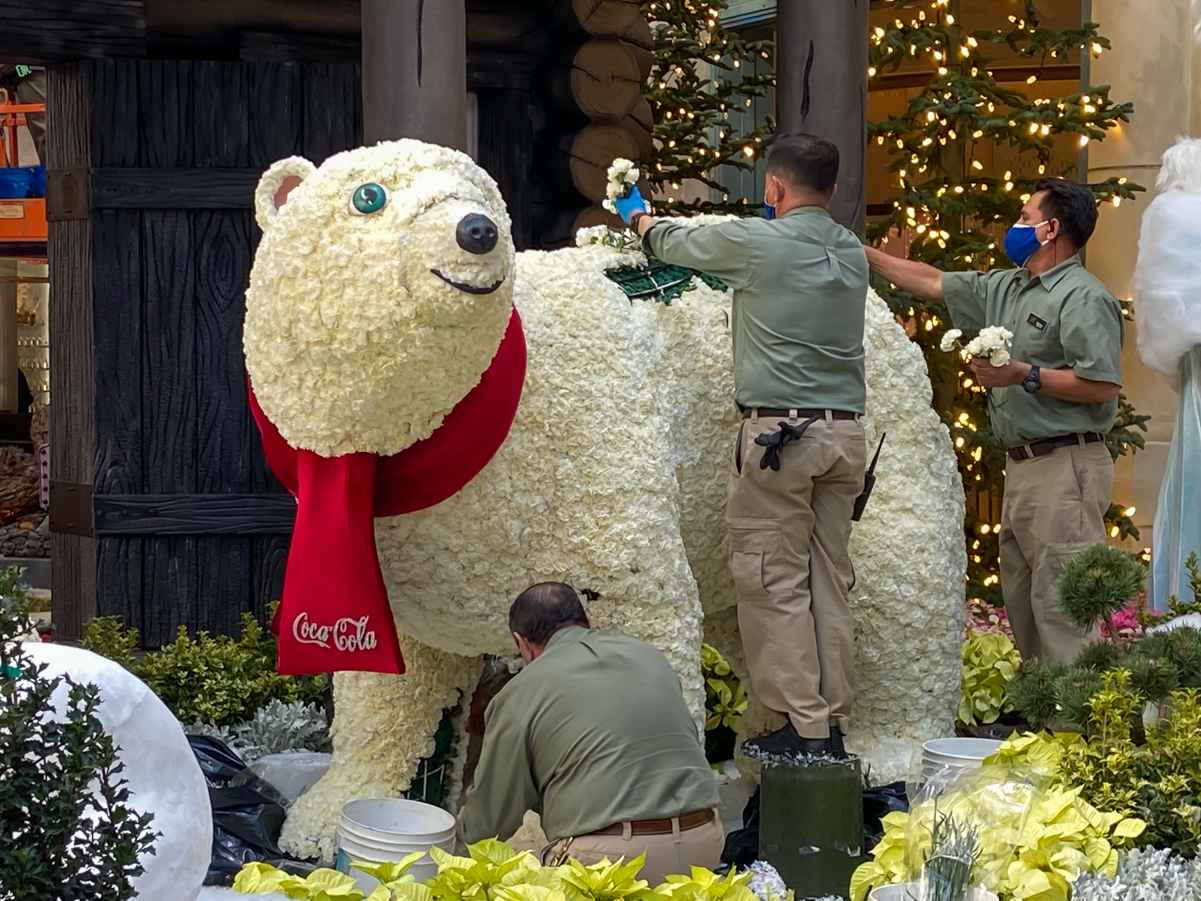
[189,734,303,885]
[720,785,761,869]
[862,781,908,848]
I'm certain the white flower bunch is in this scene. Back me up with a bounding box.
[940,325,1014,367]
[575,224,641,252]
[602,157,642,215]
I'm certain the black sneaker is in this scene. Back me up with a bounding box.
[828,725,849,760]
[742,722,832,759]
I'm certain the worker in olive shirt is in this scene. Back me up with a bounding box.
[618,133,868,759]
[866,179,1123,664]
[459,583,721,882]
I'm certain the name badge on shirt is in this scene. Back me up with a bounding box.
[1027,313,1048,332]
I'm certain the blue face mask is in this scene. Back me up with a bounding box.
[1004,220,1049,267]
[763,202,776,221]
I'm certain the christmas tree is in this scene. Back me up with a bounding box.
[867,0,1149,603]
[641,0,776,214]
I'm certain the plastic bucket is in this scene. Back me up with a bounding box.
[870,882,998,901]
[918,737,1002,787]
[334,798,456,892]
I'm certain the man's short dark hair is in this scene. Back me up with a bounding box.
[508,582,589,645]
[1033,178,1099,249]
[766,132,840,194]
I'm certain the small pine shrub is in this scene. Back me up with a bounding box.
[1005,660,1065,731]
[1074,639,1125,673]
[1057,544,1146,633]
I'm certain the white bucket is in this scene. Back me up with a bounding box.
[334,798,456,892]
[870,882,998,901]
[919,737,1001,781]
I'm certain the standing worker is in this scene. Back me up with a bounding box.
[865,179,1123,664]
[616,133,869,759]
[459,583,722,882]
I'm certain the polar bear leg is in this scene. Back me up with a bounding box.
[279,636,480,861]
[584,543,707,734]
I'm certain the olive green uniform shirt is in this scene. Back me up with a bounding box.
[461,627,718,844]
[942,256,1124,447]
[644,208,868,413]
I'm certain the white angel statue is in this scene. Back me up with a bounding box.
[1133,137,1201,610]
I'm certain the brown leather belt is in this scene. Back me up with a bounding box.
[1007,432,1105,462]
[740,407,860,421]
[587,808,715,837]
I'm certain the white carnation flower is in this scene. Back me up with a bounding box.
[989,348,1012,367]
[939,329,963,353]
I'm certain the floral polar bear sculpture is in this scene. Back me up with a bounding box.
[245,140,966,860]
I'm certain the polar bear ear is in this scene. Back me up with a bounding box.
[255,156,317,231]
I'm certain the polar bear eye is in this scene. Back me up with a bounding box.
[350,183,388,215]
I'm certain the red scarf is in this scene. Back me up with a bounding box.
[248,309,526,675]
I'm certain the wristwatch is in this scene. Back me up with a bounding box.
[1022,364,1042,394]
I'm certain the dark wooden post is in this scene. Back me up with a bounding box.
[362,0,467,149]
[776,0,869,232]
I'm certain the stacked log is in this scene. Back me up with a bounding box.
[536,0,655,246]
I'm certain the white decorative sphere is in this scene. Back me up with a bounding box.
[22,643,212,901]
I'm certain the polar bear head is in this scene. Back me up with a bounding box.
[244,139,516,458]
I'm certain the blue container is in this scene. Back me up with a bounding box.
[0,167,34,199]
[26,165,46,197]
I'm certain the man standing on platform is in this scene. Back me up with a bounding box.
[617,133,869,759]
[865,179,1123,664]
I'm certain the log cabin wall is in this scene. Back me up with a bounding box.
[48,60,361,645]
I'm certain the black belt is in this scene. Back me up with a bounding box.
[740,406,859,421]
[1007,432,1105,461]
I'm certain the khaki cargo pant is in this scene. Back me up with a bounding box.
[727,413,866,739]
[542,814,724,885]
[999,440,1112,664]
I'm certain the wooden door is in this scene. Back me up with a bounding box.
[48,60,361,645]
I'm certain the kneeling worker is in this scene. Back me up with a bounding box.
[459,583,722,881]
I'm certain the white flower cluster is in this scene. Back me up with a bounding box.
[940,325,1014,367]
[575,224,640,252]
[1072,847,1201,901]
[262,144,965,855]
[602,157,642,215]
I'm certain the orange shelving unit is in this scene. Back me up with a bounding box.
[0,99,47,245]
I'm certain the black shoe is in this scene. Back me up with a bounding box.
[742,722,832,759]
[829,725,849,760]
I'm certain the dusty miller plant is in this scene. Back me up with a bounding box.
[1071,847,1201,901]
[0,567,158,901]
[186,699,329,763]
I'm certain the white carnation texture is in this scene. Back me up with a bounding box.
[602,158,641,214]
[264,141,963,856]
[244,140,515,458]
[939,329,963,353]
[963,325,1013,367]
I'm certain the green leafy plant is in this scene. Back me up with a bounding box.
[957,631,1020,726]
[234,838,760,901]
[989,670,1201,858]
[922,812,981,901]
[701,644,747,732]
[83,609,326,727]
[1056,544,1147,635]
[850,769,1144,901]
[0,566,159,901]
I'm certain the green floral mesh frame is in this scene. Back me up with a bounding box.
[604,257,728,305]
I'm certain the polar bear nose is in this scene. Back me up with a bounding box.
[456,214,499,255]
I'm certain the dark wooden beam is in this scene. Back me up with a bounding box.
[94,494,296,535]
[362,0,468,148]
[777,0,869,233]
[46,63,98,641]
[0,1,146,62]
